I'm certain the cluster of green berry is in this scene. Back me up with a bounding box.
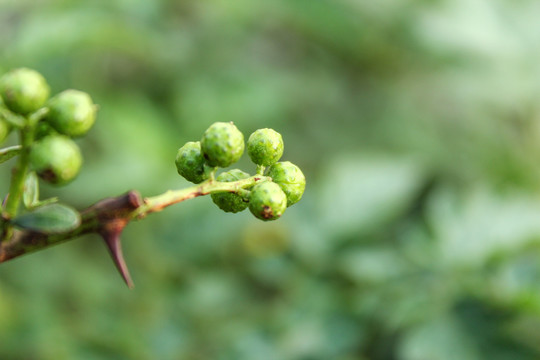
[175,122,306,221]
[0,68,97,185]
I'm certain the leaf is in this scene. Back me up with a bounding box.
[23,172,39,209]
[0,145,21,164]
[12,203,81,234]
[318,155,426,237]
[398,314,480,360]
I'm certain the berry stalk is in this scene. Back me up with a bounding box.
[135,175,271,216]
[4,126,34,218]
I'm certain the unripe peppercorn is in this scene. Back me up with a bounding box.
[0,68,50,115]
[201,122,244,168]
[30,135,82,185]
[46,89,97,137]
[175,141,208,184]
[266,161,305,207]
[249,181,287,221]
[247,128,284,166]
[211,169,250,213]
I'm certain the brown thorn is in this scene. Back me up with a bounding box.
[99,220,134,289]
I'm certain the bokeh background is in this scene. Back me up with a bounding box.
[2,0,540,359]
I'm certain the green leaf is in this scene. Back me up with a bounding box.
[23,172,39,209]
[12,203,81,234]
[318,156,426,237]
[398,315,480,360]
[0,145,22,164]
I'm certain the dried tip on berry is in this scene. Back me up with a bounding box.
[175,141,209,184]
[211,169,250,213]
[29,135,82,185]
[46,89,97,137]
[0,68,50,115]
[266,161,305,207]
[247,128,284,166]
[201,122,244,168]
[249,181,287,221]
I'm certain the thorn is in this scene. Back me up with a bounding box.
[100,225,134,289]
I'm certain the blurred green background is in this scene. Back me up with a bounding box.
[2,0,540,359]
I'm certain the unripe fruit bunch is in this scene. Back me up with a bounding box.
[175,122,305,222]
[0,68,98,188]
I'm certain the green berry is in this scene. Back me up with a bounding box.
[247,128,284,166]
[211,169,250,213]
[266,161,306,207]
[30,135,82,185]
[0,68,50,115]
[0,119,10,143]
[175,141,208,184]
[249,181,287,221]
[201,122,244,168]
[46,89,97,137]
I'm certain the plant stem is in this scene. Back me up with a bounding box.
[0,175,271,262]
[4,127,33,218]
[135,175,269,217]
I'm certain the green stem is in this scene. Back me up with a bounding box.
[4,127,34,217]
[134,175,270,217]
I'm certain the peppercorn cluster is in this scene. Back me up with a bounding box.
[175,122,306,221]
[0,68,97,185]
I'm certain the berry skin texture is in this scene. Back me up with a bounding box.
[201,122,244,168]
[247,128,284,166]
[266,161,306,207]
[249,181,287,221]
[0,68,50,115]
[29,135,82,185]
[175,141,208,184]
[46,89,97,137]
[211,169,250,213]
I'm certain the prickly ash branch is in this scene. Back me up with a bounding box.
[0,176,269,288]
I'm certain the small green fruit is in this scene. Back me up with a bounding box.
[247,128,284,166]
[46,89,97,137]
[201,122,244,168]
[0,68,50,115]
[175,141,208,184]
[30,135,82,185]
[249,181,287,221]
[0,119,10,143]
[211,169,250,213]
[266,161,305,207]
